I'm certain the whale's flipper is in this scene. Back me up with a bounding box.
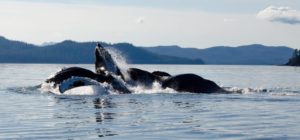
[95,43,122,77]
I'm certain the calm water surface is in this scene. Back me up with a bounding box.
[0,64,300,139]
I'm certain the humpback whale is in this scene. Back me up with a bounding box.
[44,43,224,94]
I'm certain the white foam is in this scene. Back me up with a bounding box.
[223,87,269,94]
[40,82,61,95]
[106,47,131,80]
[129,81,177,94]
[269,92,298,96]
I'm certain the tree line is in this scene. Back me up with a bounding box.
[286,49,300,66]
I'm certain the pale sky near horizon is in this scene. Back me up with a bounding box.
[0,0,300,48]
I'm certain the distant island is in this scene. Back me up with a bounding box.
[285,49,300,66]
[0,36,294,65]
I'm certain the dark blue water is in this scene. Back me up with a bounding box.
[1,64,300,139]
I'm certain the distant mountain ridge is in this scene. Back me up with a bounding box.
[0,36,294,65]
[0,36,203,64]
[145,44,294,65]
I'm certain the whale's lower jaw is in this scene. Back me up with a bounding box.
[95,44,121,76]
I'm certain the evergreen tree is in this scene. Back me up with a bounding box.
[292,49,298,58]
[286,49,300,66]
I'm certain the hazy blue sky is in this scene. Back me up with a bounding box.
[0,0,300,48]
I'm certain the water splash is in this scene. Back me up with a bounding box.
[129,81,177,94]
[106,47,130,80]
[267,87,300,96]
[40,81,59,94]
[222,86,300,96]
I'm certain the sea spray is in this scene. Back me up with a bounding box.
[105,47,131,81]
[129,81,177,94]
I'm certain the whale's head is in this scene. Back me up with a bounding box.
[95,43,122,76]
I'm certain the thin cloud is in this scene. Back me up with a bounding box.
[257,6,300,25]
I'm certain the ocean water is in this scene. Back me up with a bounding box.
[1,64,300,139]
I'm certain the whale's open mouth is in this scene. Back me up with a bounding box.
[95,43,122,76]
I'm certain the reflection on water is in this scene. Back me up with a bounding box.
[173,101,195,109]
[93,98,116,109]
[96,128,118,137]
[94,98,117,124]
[50,96,120,138]
[93,98,119,137]
[95,112,115,123]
